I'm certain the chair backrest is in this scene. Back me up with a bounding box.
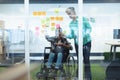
[106,60,120,80]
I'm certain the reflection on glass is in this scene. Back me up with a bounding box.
[0,1,25,80]
[29,3,78,80]
[84,3,120,80]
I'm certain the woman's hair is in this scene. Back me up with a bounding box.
[67,7,75,11]
[66,7,76,14]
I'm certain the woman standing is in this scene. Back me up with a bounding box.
[65,7,92,80]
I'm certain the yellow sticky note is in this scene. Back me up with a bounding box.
[42,12,46,16]
[54,8,59,14]
[38,12,41,16]
[55,16,59,21]
[33,12,37,16]
[50,17,55,21]
[51,23,55,26]
[59,17,63,21]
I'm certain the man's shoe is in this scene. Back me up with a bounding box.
[55,66,59,69]
[47,66,51,69]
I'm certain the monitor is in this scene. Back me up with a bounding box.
[113,29,120,39]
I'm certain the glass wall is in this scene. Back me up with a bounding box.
[83,3,120,80]
[0,1,26,80]
[29,2,79,80]
[0,0,120,80]
[0,3,25,65]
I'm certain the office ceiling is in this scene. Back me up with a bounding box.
[0,0,120,4]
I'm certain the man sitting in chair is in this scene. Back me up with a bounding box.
[45,25,72,69]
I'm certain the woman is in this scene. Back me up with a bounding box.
[65,7,92,80]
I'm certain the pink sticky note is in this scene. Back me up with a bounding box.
[35,27,39,31]
[56,24,60,29]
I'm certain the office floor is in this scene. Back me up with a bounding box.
[30,61,108,80]
[0,56,24,67]
[0,60,109,80]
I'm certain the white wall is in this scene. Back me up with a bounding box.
[83,3,120,53]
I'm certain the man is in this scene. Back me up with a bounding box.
[45,26,72,69]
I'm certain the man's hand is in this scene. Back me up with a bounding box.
[55,43,64,46]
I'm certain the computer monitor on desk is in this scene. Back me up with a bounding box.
[113,29,120,42]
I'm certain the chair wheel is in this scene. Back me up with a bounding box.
[36,72,43,79]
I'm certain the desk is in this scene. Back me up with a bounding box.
[106,41,120,60]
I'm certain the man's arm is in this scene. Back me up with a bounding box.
[45,35,55,42]
[57,38,73,50]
